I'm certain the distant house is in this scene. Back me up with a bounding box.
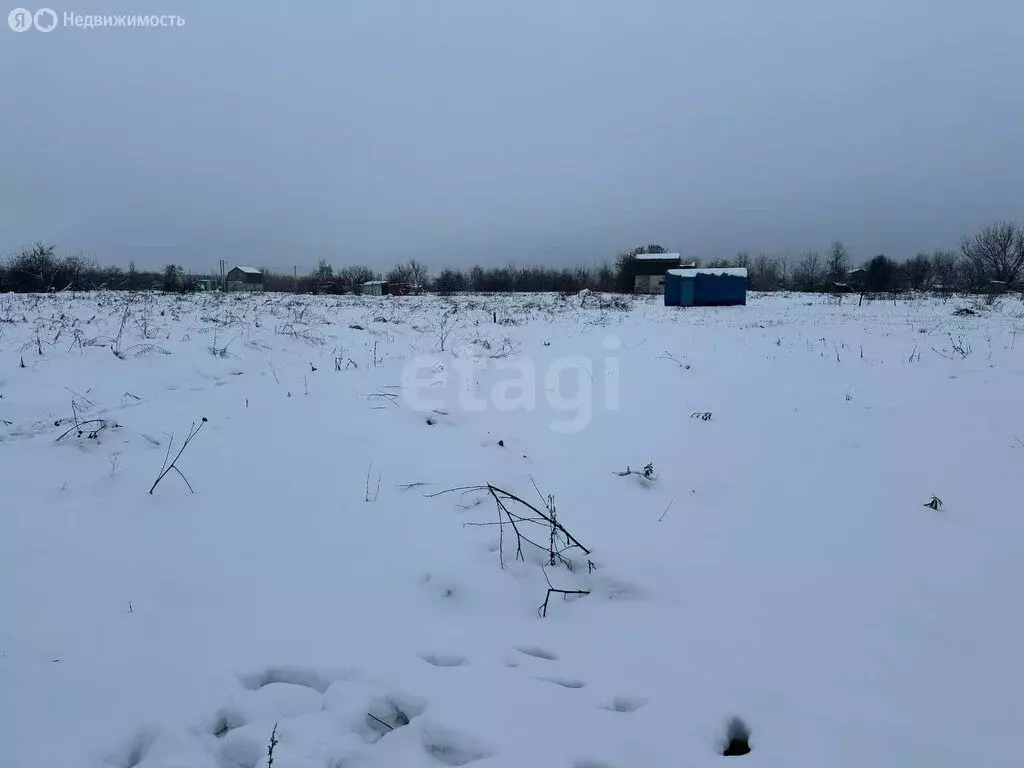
[633,253,682,294]
[225,266,264,292]
[665,267,747,307]
[360,280,387,296]
[847,268,867,290]
[198,279,218,292]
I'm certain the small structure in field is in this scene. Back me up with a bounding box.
[665,267,747,307]
[387,282,411,296]
[225,266,264,292]
[633,253,682,294]
[360,280,387,296]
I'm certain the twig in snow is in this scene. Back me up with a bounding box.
[55,418,107,441]
[656,350,688,369]
[149,418,207,495]
[613,462,657,480]
[367,713,393,731]
[538,566,590,618]
[397,481,429,491]
[658,499,674,522]
[266,723,279,767]
[361,392,400,407]
[365,463,383,502]
[430,483,591,570]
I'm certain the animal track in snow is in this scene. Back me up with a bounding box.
[216,728,265,768]
[237,665,335,693]
[600,696,648,713]
[419,572,463,602]
[514,645,558,661]
[108,728,157,768]
[536,676,586,689]
[208,706,246,738]
[359,691,427,744]
[421,722,493,766]
[421,653,469,667]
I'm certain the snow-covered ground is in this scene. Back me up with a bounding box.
[2,289,1022,768]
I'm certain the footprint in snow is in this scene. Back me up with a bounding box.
[237,665,335,693]
[599,696,648,713]
[421,653,469,668]
[514,646,558,661]
[536,676,586,689]
[421,722,493,766]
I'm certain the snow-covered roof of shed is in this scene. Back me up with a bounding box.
[668,267,748,277]
[634,252,681,261]
[362,280,387,285]
[231,266,262,275]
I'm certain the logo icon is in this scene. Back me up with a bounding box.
[33,6,56,31]
[8,7,33,30]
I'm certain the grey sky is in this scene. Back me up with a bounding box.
[3,0,1023,274]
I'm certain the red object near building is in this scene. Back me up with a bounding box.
[388,283,411,296]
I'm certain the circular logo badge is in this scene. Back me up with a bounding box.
[34,7,58,31]
[8,7,34,31]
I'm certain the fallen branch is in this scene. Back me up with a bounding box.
[429,483,591,570]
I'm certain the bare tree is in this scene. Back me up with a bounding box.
[750,254,782,291]
[930,250,960,293]
[405,259,429,290]
[825,241,850,285]
[960,222,1024,287]
[386,258,429,290]
[902,253,934,291]
[792,250,823,291]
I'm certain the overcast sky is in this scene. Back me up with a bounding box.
[3,0,1023,274]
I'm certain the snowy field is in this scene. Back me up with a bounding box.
[2,289,1022,768]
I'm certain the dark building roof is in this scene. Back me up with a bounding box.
[632,254,681,276]
[227,266,264,282]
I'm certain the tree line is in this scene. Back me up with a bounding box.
[2,221,1022,295]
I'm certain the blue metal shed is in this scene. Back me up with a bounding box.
[665,267,747,307]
